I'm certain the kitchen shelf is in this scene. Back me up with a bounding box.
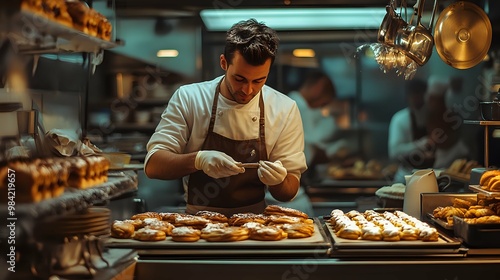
[2,10,122,54]
[0,170,138,222]
[463,120,500,167]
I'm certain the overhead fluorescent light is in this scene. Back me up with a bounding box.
[157,49,179,57]
[200,8,387,31]
[293,49,315,58]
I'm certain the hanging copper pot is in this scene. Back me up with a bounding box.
[393,0,436,66]
[434,1,492,69]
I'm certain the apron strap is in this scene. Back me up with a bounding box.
[258,91,268,160]
[207,78,223,134]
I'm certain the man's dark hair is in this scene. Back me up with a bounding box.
[405,78,427,96]
[224,18,279,66]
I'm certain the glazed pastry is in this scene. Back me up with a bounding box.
[336,222,361,240]
[143,218,175,235]
[418,226,439,242]
[489,178,500,191]
[111,220,135,239]
[266,215,307,225]
[228,213,267,226]
[174,215,209,229]
[159,212,185,223]
[480,170,500,187]
[241,222,265,231]
[123,219,144,230]
[381,225,401,242]
[133,228,166,241]
[280,222,315,239]
[360,224,382,241]
[452,198,475,209]
[248,225,287,241]
[264,205,309,219]
[171,226,201,242]
[201,225,249,242]
[432,206,467,219]
[195,210,228,223]
[464,207,495,218]
[131,212,162,221]
[464,215,500,224]
[399,225,419,241]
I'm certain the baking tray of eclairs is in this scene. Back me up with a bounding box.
[322,209,463,257]
[105,205,332,257]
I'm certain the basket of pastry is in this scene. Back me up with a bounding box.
[0,155,110,203]
[106,205,332,256]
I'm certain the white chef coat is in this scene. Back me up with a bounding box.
[388,107,429,160]
[146,76,307,190]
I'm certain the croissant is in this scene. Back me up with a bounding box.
[464,207,495,218]
[480,170,500,187]
[464,215,500,224]
[433,206,467,219]
[452,198,475,209]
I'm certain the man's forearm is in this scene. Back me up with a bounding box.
[145,150,198,180]
[267,174,300,202]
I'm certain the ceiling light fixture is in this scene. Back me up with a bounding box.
[200,8,387,31]
[157,49,179,58]
[293,49,315,58]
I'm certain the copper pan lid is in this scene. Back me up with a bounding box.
[433,1,492,69]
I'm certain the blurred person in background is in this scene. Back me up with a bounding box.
[426,79,469,169]
[388,78,433,183]
[287,70,351,184]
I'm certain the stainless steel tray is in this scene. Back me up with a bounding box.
[453,216,500,248]
[105,218,332,257]
[322,218,464,257]
[427,213,454,230]
[469,185,500,198]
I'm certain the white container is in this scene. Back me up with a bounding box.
[403,169,439,219]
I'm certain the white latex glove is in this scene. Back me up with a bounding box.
[195,151,244,179]
[258,160,287,186]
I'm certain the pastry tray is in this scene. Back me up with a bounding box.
[469,185,500,198]
[321,217,464,257]
[105,218,332,257]
[427,213,454,230]
[453,216,500,248]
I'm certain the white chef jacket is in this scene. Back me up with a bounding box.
[146,76,307,190]
[388,107,429,160]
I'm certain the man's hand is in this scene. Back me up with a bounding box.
[258,160,287,186]
[195,151,244,179]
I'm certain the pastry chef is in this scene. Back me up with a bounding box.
[144,19,307,216]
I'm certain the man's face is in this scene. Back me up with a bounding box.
[220,51,271,104]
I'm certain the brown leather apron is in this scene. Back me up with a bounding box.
[186,79,268,216]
